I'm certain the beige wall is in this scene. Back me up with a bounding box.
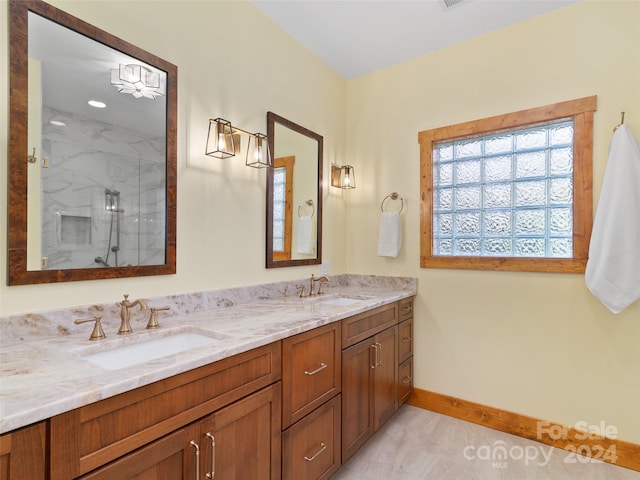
[345,1,640,444]
[1,0,638,446]
[0,0,348,314]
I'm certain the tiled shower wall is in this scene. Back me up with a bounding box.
[40,106,166,269]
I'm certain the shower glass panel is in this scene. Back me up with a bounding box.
[40,107,166,269]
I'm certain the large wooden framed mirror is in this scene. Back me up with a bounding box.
[266,112,323,268]
[7,0,177,285]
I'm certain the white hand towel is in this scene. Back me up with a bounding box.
[297,216,314,255]
[585,124,640,313]
[377,211,402,258]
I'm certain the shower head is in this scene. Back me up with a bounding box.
[105,189,121,212]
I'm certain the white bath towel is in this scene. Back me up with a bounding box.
[377,211,402,258]
[297,216,314,255]
[585,124,640,313]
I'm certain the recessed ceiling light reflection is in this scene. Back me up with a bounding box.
[88,100,106,108]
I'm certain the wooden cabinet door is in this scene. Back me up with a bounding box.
[282,322,341,428]
[79,430,187,480]
[372,326,397,431]
[0,422,46,480]
[341,338,374,462]
[197,383,282,480]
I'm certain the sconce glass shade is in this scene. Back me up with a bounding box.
[331,164,356,189]
[340,165,356,188]
[110,64,165,99]
[206,118,236,159]
[246,133,271,168]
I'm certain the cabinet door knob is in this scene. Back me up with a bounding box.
[402,376,413,384]
[205,432,216,479]
[304,442,327,462]
[304,362,327,376]
[190,441,200,480]
[402,337,412,343]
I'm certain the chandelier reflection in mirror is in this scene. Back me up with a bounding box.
[206,118,272,168]
[110,64,166,99]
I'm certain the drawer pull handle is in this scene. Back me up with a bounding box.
[205,432,216,479]
[402,376,412,384]
[402,306,413,312]
[370,343,383,368]
[304,442,327,462]
[190,441,200,480]
[402,337,412,343]
[304,363,327,376]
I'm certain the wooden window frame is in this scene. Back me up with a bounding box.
[273,156,295,261]
[419,96,596,273]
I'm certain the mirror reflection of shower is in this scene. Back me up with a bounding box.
[96,188,124,267]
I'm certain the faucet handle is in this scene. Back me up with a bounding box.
[74,315,106,341]
[147,306,170,329]
[296,285,307,298]
[118,293,130,307]
[317,278,329,295]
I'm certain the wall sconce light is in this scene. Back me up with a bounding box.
[331,164,356,189]
[205,118,271,168]
[245,133,270,168]
[110,64,166,99]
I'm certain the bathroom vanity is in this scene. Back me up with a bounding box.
[0,275,415,479]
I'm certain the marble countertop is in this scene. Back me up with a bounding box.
[0,282,414,434]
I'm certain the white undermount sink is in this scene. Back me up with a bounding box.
[79,331,226,371]
[309,294,374,306]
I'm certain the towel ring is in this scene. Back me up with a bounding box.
[298,199,315,217]
[381,192,404,214]
[613,111,625,132]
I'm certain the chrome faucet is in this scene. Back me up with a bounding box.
[118,294,148,334]
[309,274,329,296]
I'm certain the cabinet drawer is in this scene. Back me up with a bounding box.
[342,303,397,349]
[399,297,414,322]
[283,323,341,428]
[398,358,413,405]
[398,318,413,365]
[283,395,341,480]
[50,342,281,479]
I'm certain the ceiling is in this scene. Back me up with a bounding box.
[30,12,166,136]
[250,0,577,79]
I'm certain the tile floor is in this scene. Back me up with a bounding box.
[332,405,640,480]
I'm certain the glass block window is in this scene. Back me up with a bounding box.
[419,96,596,273]
[432,119,574,258]
[272,167,286,252]
[271,155,295,261]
